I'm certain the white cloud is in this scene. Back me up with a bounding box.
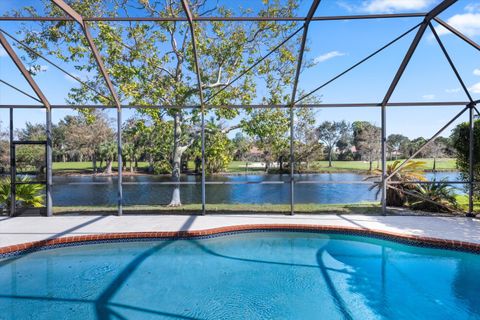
[362,0,434,13]
[436,12,480,38]
[422,94,435,100]
[469,82,480,93]
[313,51,346,64]
[474,68,480,76]
[445,88,461,94]
[465,3,480,13]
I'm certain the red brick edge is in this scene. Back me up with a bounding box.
[1,224,480,256]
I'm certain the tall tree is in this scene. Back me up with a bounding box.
[16,0,305,206]
[294,108,322,171]
[355,123,381,171]
[387,134,409,160]
[450,120,480,198]
[316,120,350,167]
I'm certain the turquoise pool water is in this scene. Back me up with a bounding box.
[0,232,479,319]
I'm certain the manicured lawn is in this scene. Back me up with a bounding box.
[52,158,457,174]
[456,195,480,212]
[53,202,381,214]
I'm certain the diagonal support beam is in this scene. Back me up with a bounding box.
[386,105,468,181]
[381,0,457,106]
[429,23,473,103]
[51,0,121,109]
[0,28,113,104]
[296,22,420,104]
[181,0,206,215]
[0,79,42,103]
[205,25,304,104]
[433,17,480,52]
[0,32,50,109]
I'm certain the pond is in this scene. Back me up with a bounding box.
[51,172,462,206]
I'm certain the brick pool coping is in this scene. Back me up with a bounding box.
[1,224,480,257]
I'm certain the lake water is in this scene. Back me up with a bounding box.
[51,172,462,206]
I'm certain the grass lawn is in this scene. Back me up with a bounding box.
[52,201,479,215]
[52,158,457,174]
[53,203,382,215]
[456,195,480,212]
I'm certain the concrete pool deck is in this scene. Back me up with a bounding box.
[0,214,479,252]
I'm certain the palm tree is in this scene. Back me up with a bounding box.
[366,160,426,207]
[409,180,458,213]
[0,177,44,213]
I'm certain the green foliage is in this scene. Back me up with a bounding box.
[0,177,44,211]
[367,160,427,207]
[189,120,234,174]
[242,109,290,171]
[409,180,459,213]
[153,160,172,175]
[450,119,480,199]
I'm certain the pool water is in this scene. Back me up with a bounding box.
[0,232,479,319]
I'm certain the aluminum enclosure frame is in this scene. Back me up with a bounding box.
[0,0,478,216]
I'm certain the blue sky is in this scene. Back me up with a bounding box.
[0,0,479,139]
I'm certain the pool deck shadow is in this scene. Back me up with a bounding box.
[0,214,479,251]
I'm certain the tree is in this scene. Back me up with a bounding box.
[62,111,114,173]
[231,132,252,162]
[422,140,447,172]
[450,120,480,199]
[189,119,234,174]
[294,108,322,171]
[14,0,305,206]
[242,109,290,173]
[98,141,117,174]
[16,123,47,174]
[387,134,409,160]
[355,123,381,171]
[316,121,350,167]
[0,122,9,172]
[407,137,428,158]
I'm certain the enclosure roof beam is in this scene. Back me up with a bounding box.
[380,0,457,106]
[205,25,305,104]
[0,32,51,110]
[0,13,427,22]
[433,17,480,52]
[296,22,421,104]
[429,23,473,102]
[0,101,471,109]
[290,0,321,106]
[0,79,42,103]
[385,105,468,181]
[0,28,113,104]
[51,0,121,110]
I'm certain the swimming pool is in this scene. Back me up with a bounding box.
[1,231,479,319]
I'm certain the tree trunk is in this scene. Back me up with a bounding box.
[105,160,112,174]
[369,160,373,172]
[328,148,333,167]
[433,157,436,172]
[92,153,97,174]
[130,161,133,173]
[169,112,183,207]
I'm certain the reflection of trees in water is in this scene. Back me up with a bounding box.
[453,256,480,315]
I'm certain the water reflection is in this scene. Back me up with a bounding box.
[0,233,479,319]
[51,172,460,206]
